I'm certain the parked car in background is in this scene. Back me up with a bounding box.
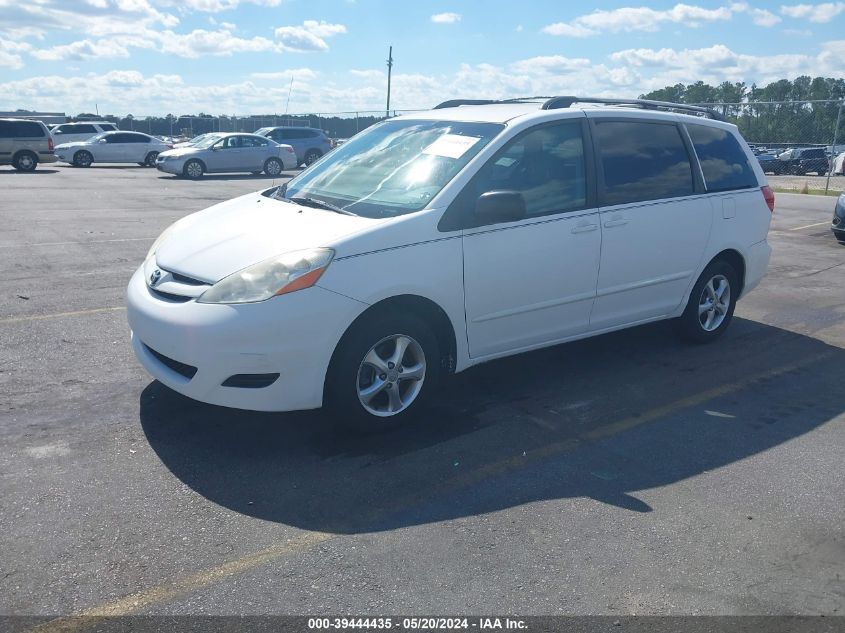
[129,97,773,432]
[51,121,118,144]
[832,193,845,242]
[769,147,829,175]
[832,151,845,175]
[254,126,332,166]
[756,151,780,173]
[155,132,296,178]
[55,131,171,167]
[0,118,57,171]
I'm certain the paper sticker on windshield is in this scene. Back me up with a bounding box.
[423,134,481,159]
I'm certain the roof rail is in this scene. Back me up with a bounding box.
[541,96,726,121]
[433,96,554,110]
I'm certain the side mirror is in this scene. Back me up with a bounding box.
[98,138,107,143]
[474,190,526,224]
[211,145,221,151]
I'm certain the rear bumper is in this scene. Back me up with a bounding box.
[741,239,771,298]
[38,152,58,163]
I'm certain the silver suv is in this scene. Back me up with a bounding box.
[0,118,57,171]
[254,126,332,166]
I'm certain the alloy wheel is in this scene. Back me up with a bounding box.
[356,334,426,417]
[698,274,731,332]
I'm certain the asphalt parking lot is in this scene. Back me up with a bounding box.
[1,164,844,618]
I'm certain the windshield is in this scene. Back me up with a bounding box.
[192,134,222,149]
[281,119,503,218]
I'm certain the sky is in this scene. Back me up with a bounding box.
[0,0,844,116]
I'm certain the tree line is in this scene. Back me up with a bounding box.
[640,76,845,145]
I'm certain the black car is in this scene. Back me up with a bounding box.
[833,193,845,242]
[770,147,829,175]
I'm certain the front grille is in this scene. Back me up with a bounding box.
[221,373,280,389]
[169,270,207,286]
[149,287,192,303]
[144,344,197,379]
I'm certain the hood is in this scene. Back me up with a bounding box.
[154,192,382,282]
[159,147,198,158]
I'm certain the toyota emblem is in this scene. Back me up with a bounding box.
[149,269,162,286]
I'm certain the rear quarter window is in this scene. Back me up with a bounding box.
[687,124,757,192]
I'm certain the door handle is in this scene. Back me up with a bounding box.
[603,218,629,228]
[571,223,598,234]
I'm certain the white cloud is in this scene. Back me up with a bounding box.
[731,3,782,26]
[431,12,461,24]
[159,0,281,11]
[780,2,845,22]
[159,28,278,57]
[543,3,738,37]
[30,38,130,61]
[274,20,347,52]
[0,37,31,68]
[250,68,319,81]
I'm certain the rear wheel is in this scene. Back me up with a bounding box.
[304,149,321,166]
[264,157,282,176]
[144,151,159,167]
[676,260,739,343]
[326,313,440,433]
[73,150,93,168]
[183,159,204,179]
[12,151,37,172]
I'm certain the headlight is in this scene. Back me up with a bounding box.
[197,248,334,304]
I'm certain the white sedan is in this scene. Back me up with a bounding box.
[55,131,172,167]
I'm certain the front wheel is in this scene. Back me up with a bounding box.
[325,313,440,433]
[73,150,93,168]
[183,159,204,179]
[676,260,739,343]
[263,157,282,176]
[12,151,37,171]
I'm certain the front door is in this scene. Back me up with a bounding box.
[458,118,602,358]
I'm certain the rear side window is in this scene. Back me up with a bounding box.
[802,149,825,158]
[595,120,694,205]
[72,124,97,134]
[0,121,45,138]
[687,124,757,192]
[100,123,117,131]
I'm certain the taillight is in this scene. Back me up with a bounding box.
[286,147,295,153]
[761,185,775,213]
[48,136,54,151]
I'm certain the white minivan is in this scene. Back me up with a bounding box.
[51,121,118,144]
[127,97,773,432]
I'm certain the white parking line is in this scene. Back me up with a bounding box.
[0,237,154,248]
[0,306,126,325]
[788,221,831,231]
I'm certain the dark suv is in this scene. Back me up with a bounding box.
[770,147,829,175]
[0,118,57,171]
[254,126,332,166]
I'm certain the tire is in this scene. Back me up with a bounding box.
[325,312,441,433]
[676,260,739,343]
[263,157,282,176]
[183,159,204,179]
[304,149,322,166]
[73,150,93,168]
[12,151,37,172]
[144,152,159,167]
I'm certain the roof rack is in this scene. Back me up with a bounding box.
[541,96,726,121]
[432,96,553,110]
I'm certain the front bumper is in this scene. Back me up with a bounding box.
[155,158,183,174]
[126,264,367,411]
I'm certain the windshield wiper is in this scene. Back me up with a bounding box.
[288,196,357,216]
